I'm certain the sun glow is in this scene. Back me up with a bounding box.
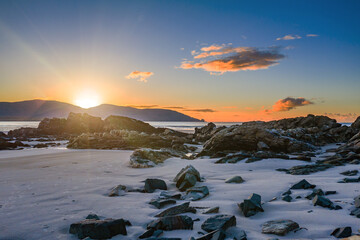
[74,90,101,109]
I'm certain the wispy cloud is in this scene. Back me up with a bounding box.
[306,34,319,37]
[264,97,313,113]
[276,34,302,41]
[184,108,217,113]
[201,44,225,52]
[128,105,158,108]
[324,112,358,122]
[180,45,284,75]
[126,71,154,82]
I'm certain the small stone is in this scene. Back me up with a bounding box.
[282,195,292,202]
[238,193,264,217]
[184,186,209,201]
[147,215,193,231]
[325,191,337,195]
[262,219,299,236]
[85,213,100,220]
[108,185,126,197]
[225,176,245,184]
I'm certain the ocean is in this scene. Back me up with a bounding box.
[0,121,242,133]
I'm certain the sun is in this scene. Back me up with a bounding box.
[74,90,101,109]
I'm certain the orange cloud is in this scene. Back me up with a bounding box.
[180,47,284,74]
[324,112,358,122]
[265,97,313,113]
[126,71,154,82]
[201,44,225,51]
[276,34,302,41]
[306,34,319,37]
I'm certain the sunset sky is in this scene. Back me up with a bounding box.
[0,0,359,122]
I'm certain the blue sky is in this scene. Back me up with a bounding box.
[0,0,359,121]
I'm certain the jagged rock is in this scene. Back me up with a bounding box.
[201,215,236,232]
[194,123,226,142]
[104,115,160,133]
[184,186,209,201]
[69,218,130,239]
[194,229,226,240]
[290,179,316,189]
[331,227,352,238]
[282,195,292,202]
[147,215,193,230]
[173,165,201,191]
[238,193,264,217]
[313,195,341,210]
[225,176,245,184]
[144,179,167,193]
[139,228,155,239]
[305,189,324,200]
[340,170,358,176]
[159,191,182,200]
[155,202,196,217]
[86,214,100,220]
[150,199,176,209]
[351,116,360,130]
[261,220,299,236]
[282,190,291,196]
[338,177,360,183]
[108,185,126,197]
[203,207,220,214]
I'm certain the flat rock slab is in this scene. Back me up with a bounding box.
[262,219,299,236]
[185,186,209,201]
[201,214,236,232]
[69,218,130,239]
[147,215,194,231]
[149,199,176,209]
[155,202,196,217]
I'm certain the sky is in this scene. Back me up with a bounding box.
[0,0,359,122]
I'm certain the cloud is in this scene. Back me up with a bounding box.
[324,113,358,122]
[223,106,237,109]
[128,105,158,108]
[276,34,302,41]
[180,47,284,74]
[184,108,217,113]
[126,71,154,82]
[306,34,319,37]
[201,44,225,52]
[265,97,313,113]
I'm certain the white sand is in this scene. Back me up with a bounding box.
[0,146,359,240]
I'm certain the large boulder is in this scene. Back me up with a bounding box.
[173,165,201,191]
[201,215,236,233]
[261,219,299,236]
[147,215,194,231]
[69,218,130,239]
[238,193,264,217]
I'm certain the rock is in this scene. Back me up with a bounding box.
[290,179,316,189]
[354,195,360,208]
[282,190,291,196]
[313,195,340,210]
[261,219,299,236]
[147,215,193,231]
[350,207,360,218]
[341,170,358,176]
[155,202,196,217]
[305,189,324,200]
[184,186,209,201]
[215,153,251,164]
[86,213,100,220]
[201,215,236,232]
[104,115,160,134]
[139,228,155,239]
[173,165,201,191]
[238,193,264,217]
[108,185,126,197]
[331,227,352,238]
[282,195,292,202]
[193,123,225,142]
[351,116,360,130]
[194,229,226,240]
[149,199,176,209]
[130,149,175,168]
[225,176,245,184]
[225,227,247,240]
[203,207,220,214]
[257,141,270,150]
[278,163,333,175]
[159,191,182,200]
[338,177,360,183]
[144,179,167,193]
[325,191,337,195]
[69,218,130,239]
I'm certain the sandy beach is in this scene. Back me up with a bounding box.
[0,146,359,240]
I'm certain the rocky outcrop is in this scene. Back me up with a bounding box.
[261,219,299,236]
[130,149,176,168]
[194,123,226,142]
[104,115,160,133]
[69,218,131,239]
[290,179,316,189]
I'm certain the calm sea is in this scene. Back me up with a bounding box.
[0,121,242,134]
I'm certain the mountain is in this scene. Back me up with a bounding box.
[0,100,202,122]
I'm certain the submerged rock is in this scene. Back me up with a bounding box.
[201,215,236,232]
[155,202,196,217]
[340,170,358,176]
[261,219,299,236]
[147,215,194,231]
[173,165,201,191]
[238,193,264,217]
[144,178,167,193]
[193,229,226,240]
[69,218,130,239]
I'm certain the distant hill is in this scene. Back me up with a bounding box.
[0,100,202,122]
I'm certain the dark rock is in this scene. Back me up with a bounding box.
[194,123,219,142]
[282,190,291,196]
[215,153,251,164]
[261,219,299,236]
[203,207,220,214]
[224,227,247,240]
[130,149,176,168]
[350,207,360,218]
[351,116,360,130]
[139,228,155,239]
[184,186,209,201]
[340,170,358,176]
[331,227,352,238]
[305,189,324,200]
[312,195,340,210]
[290,179,316,189]
[33,143,48,148]
[147,215,193,231]
[144,179,167,193]
[104,115,160,134]
[108,185,126,197]
[238,193,264,217]
[86,214,100,220]
[325,191,337,195]
[278,163,333,175]
[150,199,176,209]
[201,215,236,232]
[155,202,196,217]
[69,218,129,239]
[225,176,245,184]
[282,195,292,202]
[354,195,360,208]
[173,165,201,191]
[159,191,182,200]
[338,177,360,183]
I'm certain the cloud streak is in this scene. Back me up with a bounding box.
[180,46,284,74]
[265,97,313,113]
[126,71,154,82]
[277,34,319,41]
